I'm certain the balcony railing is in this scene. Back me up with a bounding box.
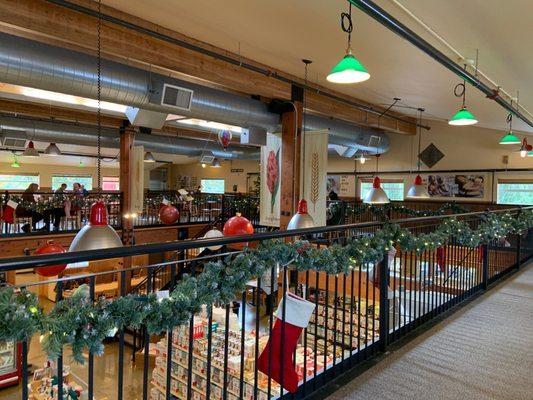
[0,206,531,400]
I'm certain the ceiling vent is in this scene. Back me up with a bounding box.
[200,154,215,164]
[0,129,27,148]
[161,84,193,111]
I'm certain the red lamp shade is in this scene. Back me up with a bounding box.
[159,204,180,225]
[34,241,67,276]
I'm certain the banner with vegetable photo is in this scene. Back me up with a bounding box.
[301,130,328,227]
[260,133,282,227]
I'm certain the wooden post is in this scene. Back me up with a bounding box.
[119,121,135,293]
[279,85,303,230]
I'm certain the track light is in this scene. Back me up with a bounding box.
[519,138,532,158]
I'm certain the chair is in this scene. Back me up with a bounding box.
[60,210,81,231]
[13,214,32,233]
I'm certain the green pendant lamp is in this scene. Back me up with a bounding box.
[327,2,370,84]
[449,68,477,126]
[500,103,522,144]
[11,154,20,168]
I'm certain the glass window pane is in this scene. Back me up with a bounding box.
[0,174,39,190]
[200,179,225,194]
[360,181,404,201]
[497,183,533,205]
[51,175,92,191]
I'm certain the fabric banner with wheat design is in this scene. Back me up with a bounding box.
[260,132,282,227]
[302,130,328,226]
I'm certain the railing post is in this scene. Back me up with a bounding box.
[516,233,521,269]
[482,244,489,290]
[379,248,390,352]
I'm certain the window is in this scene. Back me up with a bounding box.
[497,182,533,205]
[102,177,120,191]
[200,179,225,194]
[0,174,39,190]
[360,180,404,201]
[51,175,92,191]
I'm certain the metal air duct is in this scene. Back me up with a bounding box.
[0,32,389,154]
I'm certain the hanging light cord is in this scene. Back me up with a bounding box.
[97,0,102,194]
[453,64,468,107]
[302,59,312,196]
[341,2,353,51]
[417,108,424,173]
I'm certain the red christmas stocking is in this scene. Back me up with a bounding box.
[2,200,17,224]
[436,247,446,272]
[257,292,315,393]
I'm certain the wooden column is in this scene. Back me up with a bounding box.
[119,121,135,293]
[279,85,303,230]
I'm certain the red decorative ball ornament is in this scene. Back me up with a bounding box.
[34,241,67,277]
[223,213,254,248]
[159,204,180,225]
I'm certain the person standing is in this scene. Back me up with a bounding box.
[51,183,67,231]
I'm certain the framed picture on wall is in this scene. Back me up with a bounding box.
[427,174,486,199]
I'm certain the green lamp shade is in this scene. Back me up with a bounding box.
[499,131,521,145]
[11,160,20,168]
[327,52,370,84]
[528,150,533,157]
[448,107,478,126]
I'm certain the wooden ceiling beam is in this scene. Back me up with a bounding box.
[0,0,416,135]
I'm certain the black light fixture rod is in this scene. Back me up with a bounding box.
[348,0,533,128]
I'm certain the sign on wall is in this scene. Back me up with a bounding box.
[327,174,355,197]
[427,174,485,198]
[260,133,282,227]
[301,130,329,227]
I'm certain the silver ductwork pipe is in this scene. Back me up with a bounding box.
[0,115,259,159]
[0,32,389,155]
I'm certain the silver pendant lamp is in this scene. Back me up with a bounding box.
[70,0,122,252]
[287,59,315,230]
[407,108,430,199]
[363,153,389,204]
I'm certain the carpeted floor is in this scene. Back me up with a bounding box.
[327,264,533,400]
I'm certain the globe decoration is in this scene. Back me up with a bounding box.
[218,130,232,150]
[34,241,67,277]
[159,204,180,225]
[203,228,224,251]
[223,213,254,249]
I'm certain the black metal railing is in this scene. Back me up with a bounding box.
[0,190,122,236]
[0,207,531,400]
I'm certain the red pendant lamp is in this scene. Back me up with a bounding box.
[34,241,67,276]
[288,59,315,230]
[407,108,430,199]
[69,201,122,251]
[69,5,122,252]
[363,154,389,204]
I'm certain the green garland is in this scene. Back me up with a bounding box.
[0,210,531,363]
[7,193,121,214]
[335,201,468,220]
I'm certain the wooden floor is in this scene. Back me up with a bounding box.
[326,262,533,400]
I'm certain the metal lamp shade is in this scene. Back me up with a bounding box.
[363,177,390,204]
[448,107,478,126]
[327,51,370,84]
[406,175,430,199]
[22,141,39,157]
[287,199,315,230]
[69,200,123,252]
[44,142,61,156]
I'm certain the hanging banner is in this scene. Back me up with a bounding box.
[131,146,145,213]
[327,174,355,198]
[260,133,282,227]
[302,130,328,227]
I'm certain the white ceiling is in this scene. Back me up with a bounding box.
[100,0,533,134]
